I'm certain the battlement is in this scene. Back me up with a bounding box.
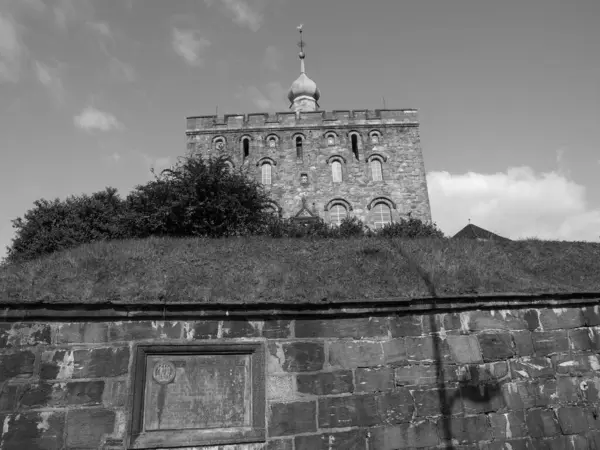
[186,109,419,132]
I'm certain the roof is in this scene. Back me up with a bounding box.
[453,223,511,242]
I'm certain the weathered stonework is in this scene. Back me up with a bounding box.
[1,300,600,449]
[185,109,432,227]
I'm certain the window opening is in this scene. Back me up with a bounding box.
[331,161,342,183]
[296,136,303,158]
[371,159,383,181]
[373,203,392,229]
[329,204,347,226]
[261,163,272,185]
[351,134,359,160]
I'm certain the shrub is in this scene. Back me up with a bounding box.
[6,187,129,263]
[376,216,445,239]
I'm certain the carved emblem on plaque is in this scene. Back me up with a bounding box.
[152,361,176,384]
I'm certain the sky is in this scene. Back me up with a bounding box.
[1,0,599,259]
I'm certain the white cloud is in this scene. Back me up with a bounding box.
[52,0,94,31]
[0,12,24,83]
[172,28,211,66]
[204,0,264,32]
[87,21,113,40]
[34,60,65,104]
[427,166,600,242]
[237,82,287,111]
[74,107,122,132]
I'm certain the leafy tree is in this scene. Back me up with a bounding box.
[6,187,129,263]
[123,155,274,238]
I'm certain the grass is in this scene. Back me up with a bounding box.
[1,236,599,305]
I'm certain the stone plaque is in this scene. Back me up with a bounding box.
[129,343,265,449]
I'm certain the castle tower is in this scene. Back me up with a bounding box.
[186,26,432,228]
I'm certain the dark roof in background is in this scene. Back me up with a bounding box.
[453,223,511,242]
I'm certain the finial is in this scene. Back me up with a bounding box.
[297,24,306,73]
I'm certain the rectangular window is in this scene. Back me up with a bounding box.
[261,164,271,185]
[332,161,342,183]
[371,160,383,181]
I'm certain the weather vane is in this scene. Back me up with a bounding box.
[297,24,305,58]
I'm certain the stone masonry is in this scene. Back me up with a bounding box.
[185,110,432,228]
[2,299,600,449]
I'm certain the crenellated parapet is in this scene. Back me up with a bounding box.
[186,109,419,133]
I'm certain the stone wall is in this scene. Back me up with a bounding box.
[2,299,600,449]
[185,108,431,226]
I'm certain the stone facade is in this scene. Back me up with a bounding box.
[2,298,600,449]
[185,109,432,228]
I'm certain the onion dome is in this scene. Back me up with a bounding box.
[288,56,321,104]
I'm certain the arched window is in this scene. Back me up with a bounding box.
[261,163,272,185]
[370,131,381,145]
[370,159,383,181]
[329,204,347,226]
[242,137,250,159]
[372,203,392,229]
[295,136,303,158]
[267,136,277,148]
[325,132,336,146]
[331,161,342,183]
[351,134,359,161]
[214,137,225,150]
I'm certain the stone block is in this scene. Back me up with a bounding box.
[522,309,541,331]
[525,408,560,437]
[221,320,262,338]
[55,323,109,344]
[582,306,600,327]
[378,389,415,424]
[389,314,422,337]
[412,387,461,417]
[466,310,527,331]
[355,367,394,392]
[513,330,534,356]
[568,328,594,351]
[481,439,534,450]
[532,434,589,450]
[489,411,527,439]
[263,320,293,338]
[0,350,35,382]
[447,335,482,364]
[40,347,130,380]
[189,320,219,339]
[297,370,353,395]
[318,394,380,428]
[395,364,461,387]
[295,429,367,450]
[268,342,324,372]
[404,336,450,362]
[108,321,181,341]
[460,382,505,414]
[510,357,554,379]
[438,415,491,444]
[557,406,599,434]
[0,411,65,449]
[66,409,116,449]
[0,384,18,412]
[269,401,316,437]
[296,317,388,339]
[383,338,406,364]
[368,421,440,449]
[539,308,585,330]
[266,439,294,450]
[478,332,515,361]
[329,341,384,368]
[102,380,127,407]
[0,324,51,347]
[532,330,569,356]
[502,380,557,410]
[553,353,600,376]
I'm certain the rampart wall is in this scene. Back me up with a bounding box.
[4,296,599,449]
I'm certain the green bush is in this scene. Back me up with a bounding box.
[6,187,130,263]
[377,216,445,239]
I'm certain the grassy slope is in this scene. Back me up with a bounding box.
[1,237,599,304]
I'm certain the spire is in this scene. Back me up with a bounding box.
[288,24,320,112]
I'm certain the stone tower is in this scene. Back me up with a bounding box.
[185,27,431,229]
